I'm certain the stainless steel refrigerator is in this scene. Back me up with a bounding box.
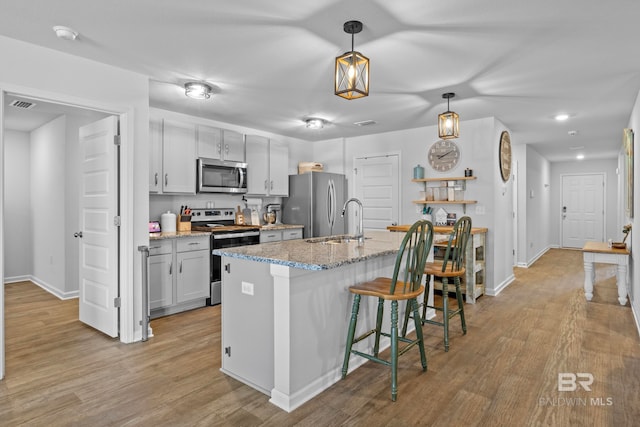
[282,172,346,238]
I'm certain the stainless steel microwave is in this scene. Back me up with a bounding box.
[197,158,248,193]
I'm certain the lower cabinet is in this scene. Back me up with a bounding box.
[149,236,210,318]
[259,227,303,243]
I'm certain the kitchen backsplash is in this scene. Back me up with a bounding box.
[149,193,282,221]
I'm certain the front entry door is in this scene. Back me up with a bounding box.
[561,173,604,248]
[354,154,400,230]
[78,116,119,337]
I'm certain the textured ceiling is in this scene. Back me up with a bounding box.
[1,0,639,161]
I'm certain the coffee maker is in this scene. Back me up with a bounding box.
[266,204,282,224]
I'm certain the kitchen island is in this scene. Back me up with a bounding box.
[213,230,435,412]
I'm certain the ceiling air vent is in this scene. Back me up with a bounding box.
[10,99,36,110]
[354,119,376,127]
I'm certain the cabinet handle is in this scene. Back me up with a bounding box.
[154,173,158,186]
[188,242,199,246]
[217,142,221,154]
[225,263,231,273]
[225,144,229,154]
[169,262,172,275]
[264,180,268,190]
[270,180,274,190]
[179,261,183,273]
[164,173,168,186]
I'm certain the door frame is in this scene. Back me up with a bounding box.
[0,85,135,378]
[560,172,606,248]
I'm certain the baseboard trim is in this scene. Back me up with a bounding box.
[4,276,78,300]
[486,273,515,297]
[632,302,640,339]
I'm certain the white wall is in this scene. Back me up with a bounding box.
[3,130,31,279]
[625,90,639,333]
[549,158,619,248]
[30,116,67,293]
[525,147,552,263]
[299,117,516,299]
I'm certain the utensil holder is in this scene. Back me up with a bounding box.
[177,215,191,232]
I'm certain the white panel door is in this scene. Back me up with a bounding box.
[354,155,400,230]
[78,116,119,337]
[562,174,604,248]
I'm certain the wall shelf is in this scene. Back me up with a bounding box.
[413,175,477,213]
[412,176,477,183]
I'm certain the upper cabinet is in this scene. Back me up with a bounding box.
[149,118,196,194]
[245,135,289,196]
[197,126,245,162]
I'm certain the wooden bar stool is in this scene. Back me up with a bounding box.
[341,220,434,401]
[406,216,471,352]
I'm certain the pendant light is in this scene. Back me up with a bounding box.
[335,20,369,100]
[438,92,459,139]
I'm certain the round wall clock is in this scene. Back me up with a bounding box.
[499,131,512,182]
[428,139,460,172]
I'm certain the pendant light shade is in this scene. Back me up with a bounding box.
[438,92,459,139]
[335,20,369,100]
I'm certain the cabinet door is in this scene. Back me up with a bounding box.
[176,249,210,303]
[260,230,282,243]
[162,119,196,194]
[149,118,163,193]
[269,140,289,196]
[245,135,269,195]
[222,130,245,162]
[282,228,302,241]
[149,253,174,309]
[197,125,222,160]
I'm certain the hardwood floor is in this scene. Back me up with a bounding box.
[1,248,639,426]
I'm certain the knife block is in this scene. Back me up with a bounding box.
[177,215,191,232]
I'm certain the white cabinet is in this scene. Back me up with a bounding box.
[148,240,173,309]
[282,228,303,241]
[197,126,245,162]
[245,135,289,196]
[149,117,197,194]
[149,235,210,318]
[259,228,303,243]
[162,119,197,194]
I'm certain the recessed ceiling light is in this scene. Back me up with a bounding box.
[569,145,584,150]
[554,113,570,121]
[305,118,326,129]
[576,154,585,160]
[53,26,79,41]
[184,82,212,99]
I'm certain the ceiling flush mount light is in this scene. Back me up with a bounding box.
[53,26,79,41]
[305,118,326,129]
[438,92,460,139]
[184,82,212,100]
[554,113,570,121]
[335,20,369,100]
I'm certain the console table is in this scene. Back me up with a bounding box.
[582,241,630,305]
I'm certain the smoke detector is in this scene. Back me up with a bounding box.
[53,26,79,41]
[568,130,578,136]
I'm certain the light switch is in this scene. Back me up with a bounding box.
[241,281,254,296]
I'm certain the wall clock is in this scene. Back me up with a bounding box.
[428,139,460,172]
[499,130,511,182]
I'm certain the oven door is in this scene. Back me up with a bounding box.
[197,158,247,193]
[210,230,260,305]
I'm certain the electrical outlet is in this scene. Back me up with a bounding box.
[475,205,485,215]
[241,281,254,296]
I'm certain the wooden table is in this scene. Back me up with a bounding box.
[582,241,630,305]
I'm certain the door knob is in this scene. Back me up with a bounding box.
[73,231,83,238]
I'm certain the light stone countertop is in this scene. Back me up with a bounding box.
[212,230,410,271]
[258,224,304,230]
[149,230,211,241]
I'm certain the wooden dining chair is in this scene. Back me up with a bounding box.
[407,216,472,352]
[341,219,434,401]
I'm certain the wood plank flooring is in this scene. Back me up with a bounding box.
[1,248,639,426]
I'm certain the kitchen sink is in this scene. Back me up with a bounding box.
[305,235,370,244]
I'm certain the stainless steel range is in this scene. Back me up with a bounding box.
[190,208,260,305]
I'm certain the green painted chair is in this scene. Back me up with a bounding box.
[406,216,471,352]
[341,219,434,401]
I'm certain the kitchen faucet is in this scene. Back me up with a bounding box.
[341,198,364,245]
